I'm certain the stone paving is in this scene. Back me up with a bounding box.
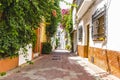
[0,50,120,80]
[1,53,95,80]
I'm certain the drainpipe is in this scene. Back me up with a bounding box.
[105,2,111,73]
[105,49,111,73]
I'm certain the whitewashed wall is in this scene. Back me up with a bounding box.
[107,0,120,51]
[19,44,32,65]
[86,0,120,51]
[76,0,106,49]
[76,0,120,52]
[60,31,66,49]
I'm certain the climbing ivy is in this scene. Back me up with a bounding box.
[46,0,62,42]
[0,0,61,58]
[63,10,73,50]
[61,9,73,33]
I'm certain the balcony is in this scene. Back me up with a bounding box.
[76,0,84,11]
[76,0,94,20]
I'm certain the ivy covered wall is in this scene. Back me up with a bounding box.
[0,0,61,58]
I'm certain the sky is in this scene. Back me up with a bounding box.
[59,0,73,9]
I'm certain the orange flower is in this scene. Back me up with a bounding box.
[52,10,57,17]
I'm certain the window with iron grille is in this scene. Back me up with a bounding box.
[92,6,106,41]
[79,26,83,41]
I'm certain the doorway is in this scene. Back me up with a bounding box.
[73,31,77,53]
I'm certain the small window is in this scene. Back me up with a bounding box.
[79,26,83,41]
[92,6,106,41]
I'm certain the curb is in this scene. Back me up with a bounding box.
[0,55,44,79]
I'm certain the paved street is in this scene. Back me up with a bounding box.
[0,50,119,80]
[1,52,95,80]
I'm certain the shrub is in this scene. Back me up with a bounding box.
[42,42,52,54]
[0,72,6,76]
[65,45,71,50]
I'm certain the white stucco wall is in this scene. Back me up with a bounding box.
[77,0,108,49]
[76,0,120,52]
[107,0,120,51]
[72,7,76,29]
[85,0,120,51]
[88,0,107,49]
[19,44,32,65]
[72,7,77,52]
[60,31,66,49]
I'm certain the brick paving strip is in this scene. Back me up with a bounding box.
[0,51,119,80]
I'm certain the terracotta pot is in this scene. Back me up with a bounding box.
[0,57,18,72]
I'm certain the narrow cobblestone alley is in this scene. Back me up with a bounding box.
[0,50,96,80]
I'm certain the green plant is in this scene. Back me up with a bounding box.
[65,45,71,50]
[0,0,61,58]
[55,38,59,49]
[0,72,6,76]
[0,0,40,58]
[46,0,62,42]
[42,42,52,54]
[61,9,73,50]
[26,59,34,64]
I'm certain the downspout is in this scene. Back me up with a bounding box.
[105,2,111,73]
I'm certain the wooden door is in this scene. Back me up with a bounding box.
[86,24,90,58]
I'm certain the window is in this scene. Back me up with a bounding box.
[92,6,106,41]
[79,26,83,41]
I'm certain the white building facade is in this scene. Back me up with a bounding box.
[73,0,120,78]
